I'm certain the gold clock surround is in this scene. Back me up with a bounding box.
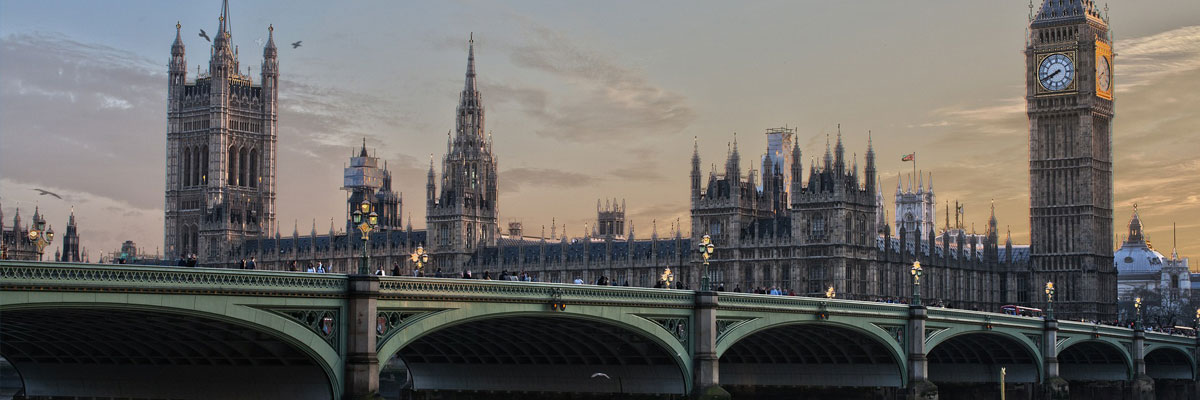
[1035,50,1077,96]
[1095,41,1114,100]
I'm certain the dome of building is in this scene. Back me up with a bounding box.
[1115,206,1167,275]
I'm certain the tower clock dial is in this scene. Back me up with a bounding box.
[1097,55,1111,92]
[1038,53,1075,91]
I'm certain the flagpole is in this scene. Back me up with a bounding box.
[912,151,917,186]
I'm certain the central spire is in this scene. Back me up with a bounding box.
[465,32,477,94]
[219,0,230,36]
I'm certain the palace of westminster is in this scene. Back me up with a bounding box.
[12,0,1185,323]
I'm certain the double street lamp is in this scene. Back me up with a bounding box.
[351,200,378,275]
[698,234,715,291]
[410,245,429,276]
[1134,296,1143,330]
[910,261,923,306]
[1045,282,1055,320]
[26,217,54,261]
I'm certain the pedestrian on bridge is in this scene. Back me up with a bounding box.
[391,262,400,277]
[247,257,256,270]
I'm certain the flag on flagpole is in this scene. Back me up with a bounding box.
[901,153,915,162]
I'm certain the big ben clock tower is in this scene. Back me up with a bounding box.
[1026,0,1116,321]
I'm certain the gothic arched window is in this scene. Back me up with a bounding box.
[181,228,190,254]
[183,148,192,187]
[192,147,202,187]
[249,148,258,188]
[810,215,826,241]
[228,145,237,185]
[239,147,248,187]
[201,145,208,185]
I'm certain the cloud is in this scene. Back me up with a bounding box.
[501,167,597,193]
[607,148,668,182]
[495,23,695,143]
[0,32,165,213]
[905,120,951,129]
[1,178,163,258]
[1114,25,1200,90]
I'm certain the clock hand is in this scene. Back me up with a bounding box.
[1041,69,1062,82]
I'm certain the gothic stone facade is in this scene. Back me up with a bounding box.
[165,1,278,263]
[220,2,1130,316]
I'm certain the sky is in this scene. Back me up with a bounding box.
[1,1,1198,261]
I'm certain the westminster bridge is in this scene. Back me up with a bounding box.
[1,261,1196,400]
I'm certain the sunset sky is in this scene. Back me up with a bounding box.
[1,1,1197,261]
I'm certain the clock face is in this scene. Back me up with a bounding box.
[1097,55,1111,92]
[1038,53,1075,91]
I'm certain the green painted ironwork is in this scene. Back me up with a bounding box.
[0,260,346,296]
[262,307,341,349]
[374,309,444,352]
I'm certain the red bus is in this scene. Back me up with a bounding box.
[1001,305,1043,318]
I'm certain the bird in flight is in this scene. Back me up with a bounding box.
[199,29,211,42]
[590,373,611,379]
[292,41,302,49]
[34,189,62,199]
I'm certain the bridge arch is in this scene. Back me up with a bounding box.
[377,305,692,395]
[0,300,342,399]
[1144,345,1195,380]
[926,330,1042,384]
[715,318,906,388]
[1057,339,1133,381]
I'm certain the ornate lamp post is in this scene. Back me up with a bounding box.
[910,261,923,306]
[1044,282,1055,320]
[410,245,430,276]
[825,285,836,299]
[661,267,674,289]
[698,234,715,291]
[351,200,378,275]
[26,218,54,261]
[1134,296,1143,330]
[1194,308,1199,331]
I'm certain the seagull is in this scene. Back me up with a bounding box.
[291,41,302,49]
[34,189,62,199]
[255,37,265,47]
[199,29,211,42]
[590,373,611,379]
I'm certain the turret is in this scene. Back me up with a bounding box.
[725,134,741,186]
[168,22,187,113]
[834,125,845,174]
[790,139,802,196]
[426,155,436,206]
[209,0,236,79]
[691,137,701,201]
[823,135,833,171]
[865,131,876,196]
[261,24,279,111]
